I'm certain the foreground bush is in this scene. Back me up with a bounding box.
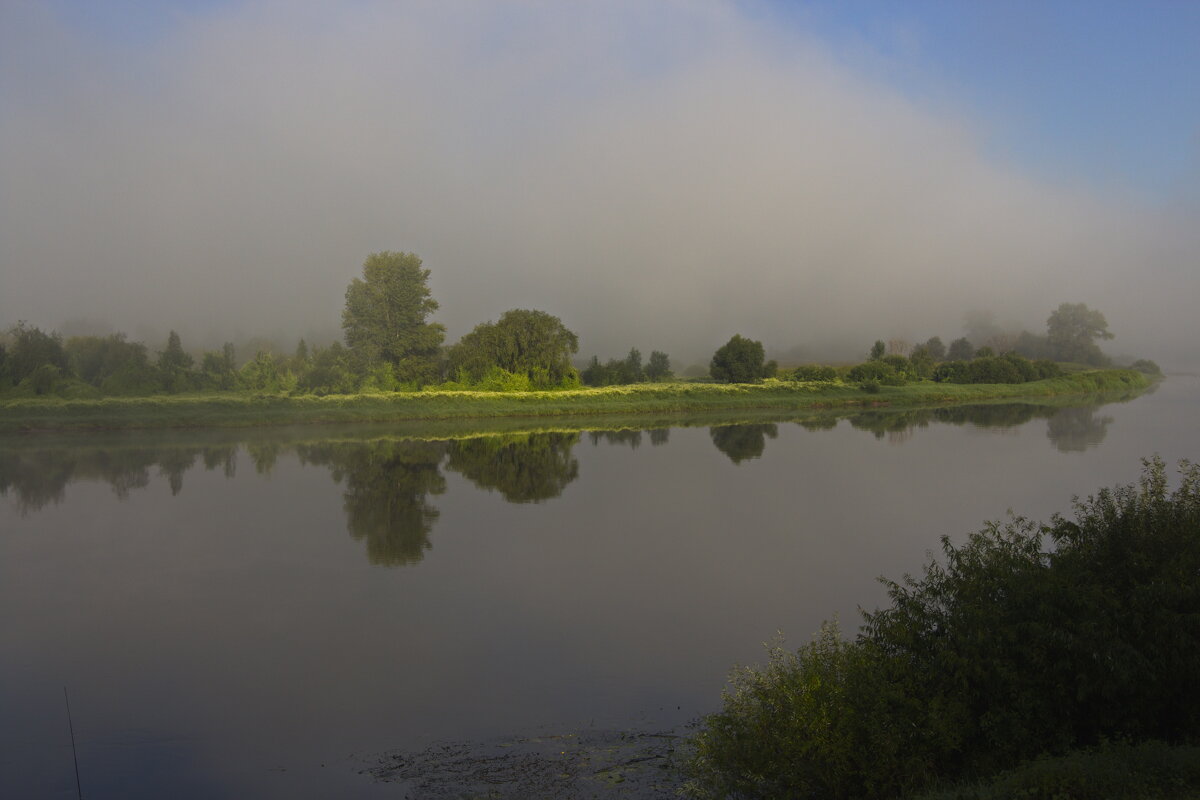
[913,740,1200,800]
[683,457,1200,799]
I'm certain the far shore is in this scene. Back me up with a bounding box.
[0,369,1152,434]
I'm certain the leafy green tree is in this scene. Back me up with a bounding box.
[297,342,356,395]
[239,350,288,393]
[200,343,238,390]
[710,334,767,383]
[157,330,195,392]
[580,355,611,386]
[65,333,151,388]
[5,322,67,386]
[869,340,886,361]
[446,308,579,388]
[623,348,644,383]
[1046,302,1113,365]
[1013,330,1049,360]
[645,350,672,382]
[924,336,946,361]
[342,251,445,384]
[909,345,934,379]
[947,337,974,361]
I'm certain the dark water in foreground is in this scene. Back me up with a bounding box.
[2,378,1198,798]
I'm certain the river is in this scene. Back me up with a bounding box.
[2,376,1197,798]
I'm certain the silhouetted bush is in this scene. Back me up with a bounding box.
[683,458,1200,799]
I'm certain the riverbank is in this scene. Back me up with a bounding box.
[0,369,1151,433]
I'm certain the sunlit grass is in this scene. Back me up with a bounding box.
[0,370,1151,432]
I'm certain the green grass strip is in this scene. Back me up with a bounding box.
[0,369,1151,433]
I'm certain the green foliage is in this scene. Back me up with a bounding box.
[446,308,579,389]
[909,345,935,379]
[1046,302,1113,366]
[860,379,882,393]
[157,330,196,393]
[645,350,673,382]
[200,343,238,391]
[582,347,671,386]
[791,364,838,382]
[296,342,356,395]
[914,741,1200,800]
[1013,330,1049,360]
[5,322,68,387]
[848,361,905,386]
[684,458,1200,799]
[710,335,767,383]
[239,350,289,393]
[474,366,533,392]
[66,333,152,388]
[933,353,1062,384]
[1130,359,1162,375]
[947,337,974,361]
[342,251,445,384]
[869,340,887,361]
[924,336,946,361]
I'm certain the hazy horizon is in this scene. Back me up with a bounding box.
[3,2,1198,368]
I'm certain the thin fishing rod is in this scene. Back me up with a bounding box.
[64,687,82,800]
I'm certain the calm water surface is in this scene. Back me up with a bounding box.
[2,377,1198,798]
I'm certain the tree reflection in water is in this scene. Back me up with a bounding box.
[446,433,580,504]
[297,440,448,566]
[709,424,778,464]
[1046,406,1113,452]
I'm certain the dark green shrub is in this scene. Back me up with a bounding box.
[710,335,767,383]
[860,379,882,393]
[684,458,1200,799]
[913,741,1200,800]
[792,364,838,382]
[848,361,902,385]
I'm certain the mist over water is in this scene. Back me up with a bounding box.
[2,2,1197,366]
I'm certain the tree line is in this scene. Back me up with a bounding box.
[0,250,1156,399]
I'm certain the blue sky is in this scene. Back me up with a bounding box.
[751,0,1200,201]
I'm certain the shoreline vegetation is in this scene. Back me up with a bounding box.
[0,368,1152,433]
[681,457,1200,799]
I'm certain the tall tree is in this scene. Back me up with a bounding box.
[158,330,195,393]
[342,251,445,384]
[1045,302,1113,365]
[5,322,67,386]
[645,350,672,382]
[924,336,946,361]
[947,337,974,361]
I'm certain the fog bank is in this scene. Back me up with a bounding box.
[2,1,1197,366]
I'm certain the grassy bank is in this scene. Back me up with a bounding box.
[0,369,1150,433]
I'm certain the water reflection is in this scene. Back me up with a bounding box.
[0,395,1138,533]
[0,443,239,513]
[1046,406,1113,452]
[298,440,448,566]
[709,424,779,464]
[587,428,672,448]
